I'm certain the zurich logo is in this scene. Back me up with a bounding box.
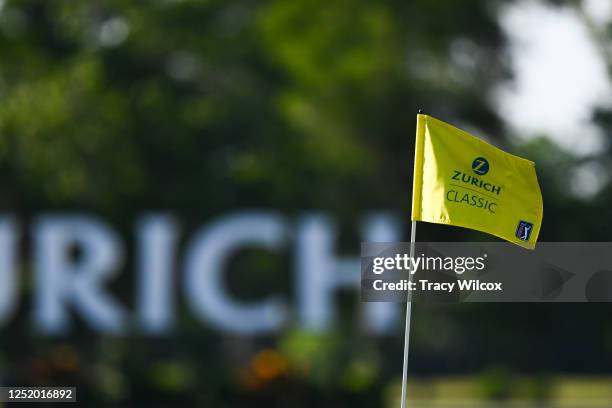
[472,157,489,175]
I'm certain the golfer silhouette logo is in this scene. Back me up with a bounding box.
[516,220,533,241]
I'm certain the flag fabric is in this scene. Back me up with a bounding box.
[411,114,543,249]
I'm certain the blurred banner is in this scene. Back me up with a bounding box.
[0,211,403,336]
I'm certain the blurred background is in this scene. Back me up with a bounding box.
[0,0,612,406]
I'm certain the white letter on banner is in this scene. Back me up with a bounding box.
[0,218,19,325]
[33,215,127,334]
[296,213,400,333]
[136,215,178,334]
[184,212,287,334]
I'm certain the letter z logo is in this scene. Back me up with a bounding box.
[472,157,489,175]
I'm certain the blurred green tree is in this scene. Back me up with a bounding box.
[0,0,610,406]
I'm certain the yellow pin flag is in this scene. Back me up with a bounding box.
[411,114,543,249]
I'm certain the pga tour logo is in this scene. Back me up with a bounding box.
[516,220,533,241]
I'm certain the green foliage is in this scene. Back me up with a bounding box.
[0,0,611,406]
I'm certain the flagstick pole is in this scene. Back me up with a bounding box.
[400,220,417,408]
[400,109,423,408]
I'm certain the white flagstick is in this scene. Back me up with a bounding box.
[401,110,423,408]
[400,220,417,408]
